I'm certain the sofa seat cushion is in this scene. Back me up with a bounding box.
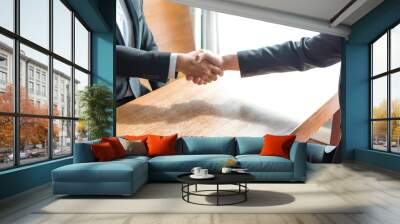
[236,155,293,172]
[53,159,147,183]
[117,155,150,162]
[149,155,235,172]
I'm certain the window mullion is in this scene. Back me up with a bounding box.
[13,0,20,167]
[388,30,391,153]
[48,0,54,160]
[71,11,76,155]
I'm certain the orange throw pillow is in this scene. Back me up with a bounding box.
[91,142,117,162]
[146,134,178,157]
[101,137,126,158]
[259,134,296,159]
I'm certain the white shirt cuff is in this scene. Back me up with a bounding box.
[168,53,178,80]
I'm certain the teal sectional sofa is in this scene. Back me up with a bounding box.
[52,136,306,196]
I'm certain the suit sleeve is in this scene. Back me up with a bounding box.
[140,15,159,51]
[116,45,170,83]
[140,5,178,79]
[237,34,343,77]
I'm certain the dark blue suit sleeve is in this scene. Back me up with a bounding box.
[237,34,343,77]
[116,45,170,83]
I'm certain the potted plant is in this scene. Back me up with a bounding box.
[79,84,113,140]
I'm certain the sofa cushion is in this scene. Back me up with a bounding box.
[101,137,127,158]
[119,138,147,156]
[260,134,296,159]
[53,158,147,183]
[235,137,263,155]
[91,142,118,161]
[149,154,235,172]
[147,134,178,157]
[177,137,236,155]
[236,155,293,172]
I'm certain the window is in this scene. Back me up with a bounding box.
[0,35,13,111]
[371,23,400,153]
[0,55,7,67]
[28,81,34,94]
[0,71,6,85]
[0,0,91,170]
[74,69,89,119]
[20,0,49,49]
[53,0,72,60]
[0,0,14,32]
[53,59,72,117]
[35,70,41,81]
[74,18,90,70]
[28,67,34,80]
[35,83,40,95]
[42,85,46,97]
[0,54,7,88]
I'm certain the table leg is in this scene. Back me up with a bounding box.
[245,183,247,201]
[187,184,190,202]
[217,184,219,206]
[195,184,198,192]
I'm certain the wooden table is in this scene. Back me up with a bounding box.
[117,74,338,139]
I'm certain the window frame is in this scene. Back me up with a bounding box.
[0,0,92,171]
[370,20,400,154]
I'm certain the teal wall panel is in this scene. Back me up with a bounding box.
[343,0,400,171]
[0,158,72,199]
[92,32,116,135]
[355,148,400,172]
[66,0,110,32]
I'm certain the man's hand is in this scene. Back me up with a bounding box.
[176,50,223,85]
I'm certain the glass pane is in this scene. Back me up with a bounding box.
[53,119,72,157]
[20,44,49,115]
[74,18,89,70]
[391,72,400,118]
[0,116,14,170]
[0,34,14,112]
[20,117,49,165]
[53,0,72,60]
[53,59,72,117]
[372,77,387,119]
[75,120,88,143]
[372,121,388,151]
[391,24,400,70]
[372,33,387,76]
[0,0,14,31]
[20,0,49,49]
[391,120,400,153]
[74,69,89,118]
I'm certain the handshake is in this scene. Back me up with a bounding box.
[176,50,238,85]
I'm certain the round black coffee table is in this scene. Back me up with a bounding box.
[177,173,255,206]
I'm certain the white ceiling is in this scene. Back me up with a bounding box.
[171,0,384,37]
[225,0,352,22]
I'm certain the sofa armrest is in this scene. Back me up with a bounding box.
[289,142,307,182]
[74,141,99,163]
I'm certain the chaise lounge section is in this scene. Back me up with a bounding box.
[52,136,306,196]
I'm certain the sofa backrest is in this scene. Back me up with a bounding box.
[235,137,263,155]
[177,137,236,155]
[73,139,100,163]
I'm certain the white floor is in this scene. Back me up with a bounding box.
[1,162,400,224]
